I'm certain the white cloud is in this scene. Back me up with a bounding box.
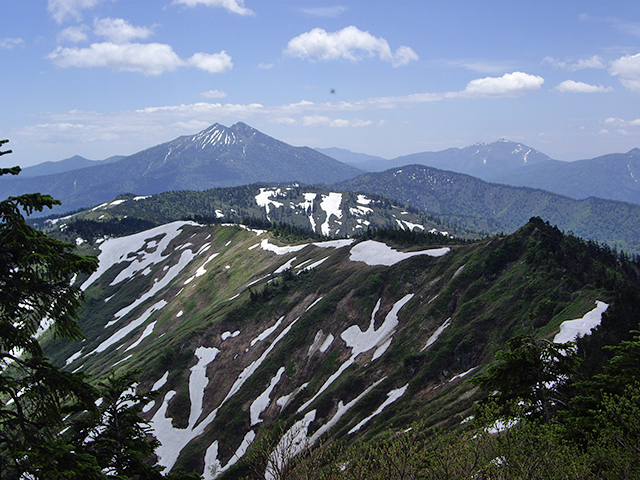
[93,18,154,44]
[604,117,640,128]
[284,26,418,68]
[48,43,184,75]
[461,72,544,97]
[0,38,24,49]
[188,51,233,73]
[554,80,613,93]
[173,0,254,16]
[258,63,274,70]
[201,89,228,98]
[543,55,605,71]
[48,0,101,24]
[610,53,640,91]
[300,115,372,127]
[298,6,347,18]
[47,42,232,75]
[58,26,90,43]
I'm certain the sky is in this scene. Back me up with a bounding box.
[2,0,640,168]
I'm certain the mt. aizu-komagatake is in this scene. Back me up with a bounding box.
[0,122,363,215]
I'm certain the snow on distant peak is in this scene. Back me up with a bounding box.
[192,125,240,149]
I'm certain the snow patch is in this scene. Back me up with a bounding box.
[221,331,240,341]
[554,301,609,343]
[319,192,343,236]
[350,240,450,266]
[250,367,285,425]
[348,384,408,434]
[421,318,451,351]
[298,294,413,413]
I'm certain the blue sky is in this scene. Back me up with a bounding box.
[2,0,640,167]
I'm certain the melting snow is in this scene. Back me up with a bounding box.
[299,257,327,272]
[151,347,220,470]
[319,192,343,236]
[448,367,476,382]
[274,257,297,274]
[250,367,285,425]
[396,219,425,231]
[92,300,167,354]
[357,194,371,205]
[125,320,156,352]
[251,316,284,347]
[65,349,84,366]
[421,318,451,351]
[260,239,308,255]
[221,331,240,341]
[82,221,197,291]
[265,410,316,480]
[298,294,413,413]
[255,188,285,217]
[153,371,169,391]
[554,301,609,343]
[350,241,450,266]
[348,384,408,434]
[313,238,355,249]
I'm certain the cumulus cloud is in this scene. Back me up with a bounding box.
[58,26,90,43]
[543,55,605,71]
[610,53,640,91]
[93,17,155,44]
[188,51,233,73]
[201,89,228,98]
[173,0,254,16]
[284,26,418,67]
[554,80,613,93]
[461,71,544,97]
[48,42,232,75]
[48,0,101,24]
[0,38,24,49]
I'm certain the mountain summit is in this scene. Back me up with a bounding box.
[0,122,362,215]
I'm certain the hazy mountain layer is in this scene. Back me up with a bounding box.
[491,148,640,205]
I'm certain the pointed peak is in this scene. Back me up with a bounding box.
[627,147,640,155]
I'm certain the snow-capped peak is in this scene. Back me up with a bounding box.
[191,124,241,149]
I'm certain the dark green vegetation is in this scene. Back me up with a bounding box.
[334,163,640,254]
[0,122,362,216]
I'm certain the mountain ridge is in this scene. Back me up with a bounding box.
[40,216,640,478]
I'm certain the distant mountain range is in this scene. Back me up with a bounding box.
[320,142,640,206]
[17,155,125,177]
[0,122,362,215]
[334,164,640,254]
[319,140,556,178]
[491,148,640,204]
